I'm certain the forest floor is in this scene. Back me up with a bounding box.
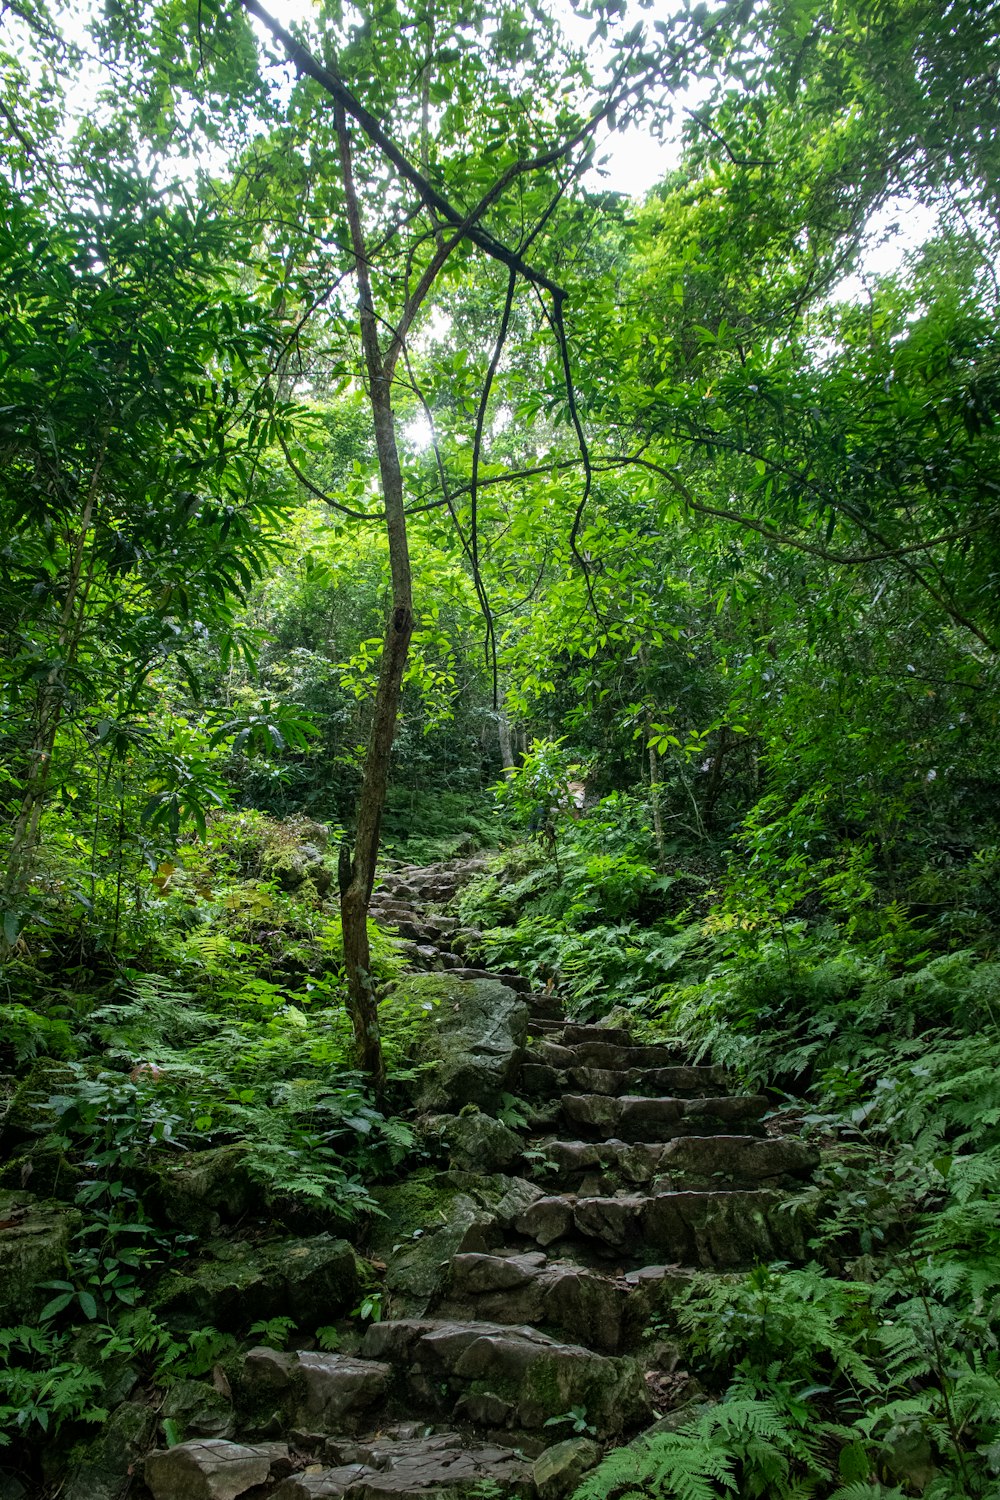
[2,834,999,1500]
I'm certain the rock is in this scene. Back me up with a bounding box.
[655,1134,819,1184]
[389,976,528,1114]
[155,1234,370,1330]
[532,1439,601,1500]
[453,1392,516,1426]
[62,1400,157,1500]
[297,1352,392,1430]
[0,1189,81,1324]
[241,1346,297,1395]
[359,1319,649,1438]
[162,1380,236,1440]
[272,1440,533,1500]
[568,1065,728,1097]
[435,1114,523,1174]
[561,1025,634,1046]
[642,1188,808,1266]
[368,1176,497,1314]
[149,1144,259,1233]
[515,1196,574,1247]
[448,1251,545,1294]
[144,1438,271,1500]
[562,1094,767,1143]
[574,1195,645,1248]
[0,1060,77,1149]
[261,821,332,896]
[543,1267,626,1353]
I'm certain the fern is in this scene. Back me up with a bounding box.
[573,1429,737,1500]
[830,1485,907,1500]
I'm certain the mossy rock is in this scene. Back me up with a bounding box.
[154,1233,373,1331]
[386,976,528,1114]
[146,1143,262,1234]
[0,1188,82,1324]
[0,1059,77,1149]
[161,1379,236,1442]
[368,1172,498,1314]
[426,1113,524,1173]
[0,1142,81,1201]
[62,1401,157,1500]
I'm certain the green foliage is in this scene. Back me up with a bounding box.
[248,1316,297,1349]
[0,1325,107,1444]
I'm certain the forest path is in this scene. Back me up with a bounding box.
[145,856,820,1500]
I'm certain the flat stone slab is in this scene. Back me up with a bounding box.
[560,1041,684,1069]
[567,1065,730,1097]
[562,1093,767,1142]
[442,1253,627,1352]
[272,1439,534,1500]
[560,1025,634,1047]
[654,1134,819,1184]
[358,1318,648,1436]
[145,1438,272,1500]
[297,1353,393,1428]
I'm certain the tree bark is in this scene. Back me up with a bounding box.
[335,102,413,1094]
[497,703,516,773]
[647,736,667,871]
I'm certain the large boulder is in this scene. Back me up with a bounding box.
[368,1175,498,1315]
[260,820,333,897]
[0,1189,81,1324]
[386,976,527,1114]
[62,1400,157,1500]
[145,1439,276,1500]
[155,1234,372,1330]
[148,1144,261,1234]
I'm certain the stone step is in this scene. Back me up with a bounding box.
[514,1188,810,1267]
[520,1062,730,1099]
[435,1250,629,1353]
[561,1092,768,1142]
[559,1024,634,1047]
[358,1318,650,1438]
[530,1134,817,1192]
[444,967,532,995]
[272,1432,535,1500]
[531,1039,685,1069]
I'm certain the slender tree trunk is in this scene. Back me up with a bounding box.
[647,736,667,871]
[497,703,516,774]
[335,103,414,1093]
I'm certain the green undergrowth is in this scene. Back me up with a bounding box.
[458,790,716,1012]
[0,810,437,1453]
[467,821,1000,1497]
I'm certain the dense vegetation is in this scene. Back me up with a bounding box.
[1,0,999,1494]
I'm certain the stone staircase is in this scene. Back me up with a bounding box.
[143,857,820,1500]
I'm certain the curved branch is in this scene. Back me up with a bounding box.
[275,428,380,521]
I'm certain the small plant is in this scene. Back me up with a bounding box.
[543,1404,595,1436]
[352,1291,384,1324]
[248,1316,297,1349]
[0,1325,107,1444]
[497,1092,530,1131]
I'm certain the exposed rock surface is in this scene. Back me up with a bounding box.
[156,1234,371,1330]
[145,1438,280,1500]
[0,1188,81,1323]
